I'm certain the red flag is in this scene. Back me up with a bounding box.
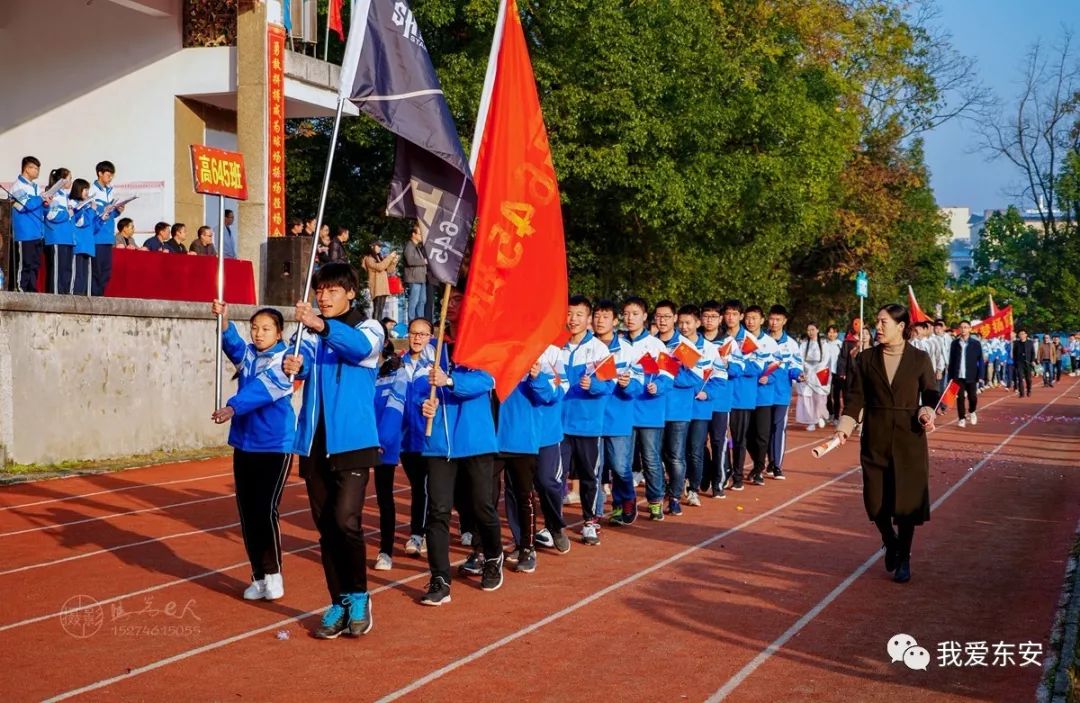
[816,367,831,386]
[762,360,782,377]
[637,353,660,376]
[718,339,734,358]
[673,340,702,368]
[741,334,758,355]
[989,293,999,317]
[592,354,618,381]
[937,380,960,412]
[657,352,682,377]
[452,0,568,401]
[551,329,572,348]
[907,285,931,324]
[328,0,344,40]
[702,367,713,382]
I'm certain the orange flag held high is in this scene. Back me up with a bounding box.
[452,0,569,401]
[741,334,758,356]
[673,341,702,368]
[328,0,344,40]
[908,285,931,324]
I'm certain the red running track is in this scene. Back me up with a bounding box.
[0,381,1076,702]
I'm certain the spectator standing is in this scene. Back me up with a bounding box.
[362,241,399,321]
[189,226,217,256]
[222,209,237,259]
[403,224,428,322]
[1012,330,1036,397]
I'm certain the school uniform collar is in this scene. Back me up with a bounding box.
[564,330,594,350]
[17,174,37,193]
[93,179,111,195]
[257,341,287,358]
[657,330,681,347]
[626,329,651,344]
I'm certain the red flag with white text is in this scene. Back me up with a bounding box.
[452,0,568,401]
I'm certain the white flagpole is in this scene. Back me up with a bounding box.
[468,0,508,172]
[215,194,226,410]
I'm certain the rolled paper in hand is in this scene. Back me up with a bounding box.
[811,436,842,459]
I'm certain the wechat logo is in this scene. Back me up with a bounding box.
[888,633,930,671]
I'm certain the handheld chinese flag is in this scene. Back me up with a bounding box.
[637,353,661,377]
[673,341,702,368]
[816,367,831,386]
[702,367,713,382]
[452,0,568,400]
[592,354,618,382]
[657,352,682,377]
[762,360,782,377]
[936,380,960,412]
[907,285,931,324]
[718,338,734,358]
[328,0,344,40]
[741,334,758,356]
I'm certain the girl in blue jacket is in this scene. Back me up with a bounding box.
[68,179,96,296]
[44,168,74,294]
[210,301,296,603]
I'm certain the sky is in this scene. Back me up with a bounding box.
[921,0,1077,214]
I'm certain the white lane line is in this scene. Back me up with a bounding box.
[705,382,1075,702]
[0,472,234,512]
[1,521,409,635]
[0,486,408,577]
[0,483,303,538]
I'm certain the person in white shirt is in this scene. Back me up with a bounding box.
[796,324,838,431]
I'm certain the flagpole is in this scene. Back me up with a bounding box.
[324,9,330,62]
[288,98,346,375]
[214,194,226,411]
[425,283,452,436]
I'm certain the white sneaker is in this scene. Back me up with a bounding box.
[958,419,967,428]
[404,535,424,557]
[632,471,644,487]
[243,579,266,600]
[263,573,284,600]
[969,412,977,426]
[374,552,392,571]
[535,528,555,548]
[806,424,817,431]
[685,490,701,507]
[460,531,473,547]
[603,483,612,497]
[817,418,827,428]
[564,491,581,506]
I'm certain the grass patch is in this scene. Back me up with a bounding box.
[0,447,231,484]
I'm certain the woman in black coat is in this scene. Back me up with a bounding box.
[834,304,942,583]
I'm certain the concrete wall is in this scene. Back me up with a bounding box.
[0,292,293,466]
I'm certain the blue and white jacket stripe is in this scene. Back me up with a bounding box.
[770,331,804,406]
[87,180,118,245]
[559,331,615,437]
[291,309,384,456]
[221,323,296,454]
[45,191,76,246]
[625,331,673,428]
[11,175,45,242]
[375,370,409,466]
[600,335,641,437]
[660,332,699,423]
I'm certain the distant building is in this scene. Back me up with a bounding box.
[939,206,978,278]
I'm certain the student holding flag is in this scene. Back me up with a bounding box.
[397,318,437,559]
[796,323,837,431]
[722,300,753,491]
[700,301,738,498]
[559,295,615,545]
[622,298,675,519]
[764,305,803,480]
[676,305,720,507]
[593,300,642,525]
[743,305,781,487]
[653,300,697,516]
[834,304,940,584]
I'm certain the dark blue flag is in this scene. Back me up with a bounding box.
[338,0,477,285]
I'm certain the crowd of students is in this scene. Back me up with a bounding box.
[6,155,239,296]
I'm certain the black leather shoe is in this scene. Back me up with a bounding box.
[893,559,911,583]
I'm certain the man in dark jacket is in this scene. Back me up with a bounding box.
[402,224,428,322]
[1012,329,1036,397]
[947,320,983,427]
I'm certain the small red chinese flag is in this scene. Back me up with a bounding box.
[816,367,831,386]
[673,341,702,368]
[657,352,682,377]
[637,353,660,376]
[937,380,960,412]
[741,334,758,355]
[718,339,734,358]
[592,354,618,381]
[762,360,782,377]
[702,367,713,382]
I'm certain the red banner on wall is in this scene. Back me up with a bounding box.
[267,24,286,236]
[190,145,248,200]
